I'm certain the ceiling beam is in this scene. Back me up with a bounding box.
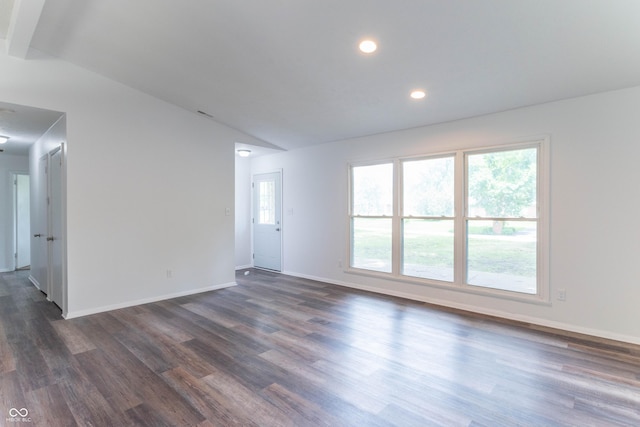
[5,0,46,58]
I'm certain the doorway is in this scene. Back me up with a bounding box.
[31,144,65,312]
[253,171,282,271]
[0,101,67,315]
[13,173,30,270]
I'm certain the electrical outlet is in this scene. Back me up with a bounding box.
[557,289,566,301]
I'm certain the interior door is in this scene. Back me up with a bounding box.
[253,171,282,271]
[31,155,48,291]
[48,145,65,309]
[14,174,31,269]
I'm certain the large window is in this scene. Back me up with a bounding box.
[350,163,393,273]
[466,147,538,294]
[348,140,548,300]
[402,156,455,281]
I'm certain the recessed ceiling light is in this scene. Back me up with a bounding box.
[0,136,9,144]
[358,39,377,54]
[410,90,427,100]
[237,149,251,157]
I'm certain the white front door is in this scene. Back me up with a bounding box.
[253,171,282,271]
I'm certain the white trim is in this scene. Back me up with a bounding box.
[283,270,640,346]
[235,264,253,270]
[58,143,68,316]
[28,274,42,290]
[63,282,237,319]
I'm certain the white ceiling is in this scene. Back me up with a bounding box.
[0,101,63,156]
[0,0,13,39]
[3,0,640,153]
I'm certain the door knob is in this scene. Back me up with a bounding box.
[47,236,55,241]
[34,233,42,237]
[276,228,280,231]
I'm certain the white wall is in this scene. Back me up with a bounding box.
[250,85,640,345]
[235,156,252,269]
[0,49,263,317]
[0,153,29,271]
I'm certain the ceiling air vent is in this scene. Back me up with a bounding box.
[197,110,214,119]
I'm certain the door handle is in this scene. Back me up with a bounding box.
[47,236,55,241]
[276,228,280,231]
[34,233,42,237]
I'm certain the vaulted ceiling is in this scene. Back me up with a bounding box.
[3,0,640,153]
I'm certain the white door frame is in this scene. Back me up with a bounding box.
[12,172,30,270]
[31,145,67,315]
[252,170,283,272]
[47,144,67,315]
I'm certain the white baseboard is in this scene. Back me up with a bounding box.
[283,270,640,347]
[28,275,42,290]
[235,264,253,270]
[64,281,237,319]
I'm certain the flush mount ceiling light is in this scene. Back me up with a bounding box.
[410,90,427,100]
[358,39,377,54]
[237,149,251,157]
[0,136,9,144]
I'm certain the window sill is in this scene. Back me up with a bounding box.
[344,267,551,306]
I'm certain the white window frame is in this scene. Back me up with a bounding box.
[400,153,457,282]
[347,137,550,304]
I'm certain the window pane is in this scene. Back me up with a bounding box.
[403,157,454,217]
[402,219,454,281]
[467,148,537,218]
[466,220,537,294]
[352,163,393,216]
[351,218,392,273]
[258,181,276,224]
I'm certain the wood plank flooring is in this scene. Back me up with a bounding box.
[1,268,640,426]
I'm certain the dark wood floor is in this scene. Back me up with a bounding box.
[1,269,640,426]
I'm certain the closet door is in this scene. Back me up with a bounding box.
[48,145,65,310]
[31,155,48,291]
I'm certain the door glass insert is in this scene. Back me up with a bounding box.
[259,180,276,224]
